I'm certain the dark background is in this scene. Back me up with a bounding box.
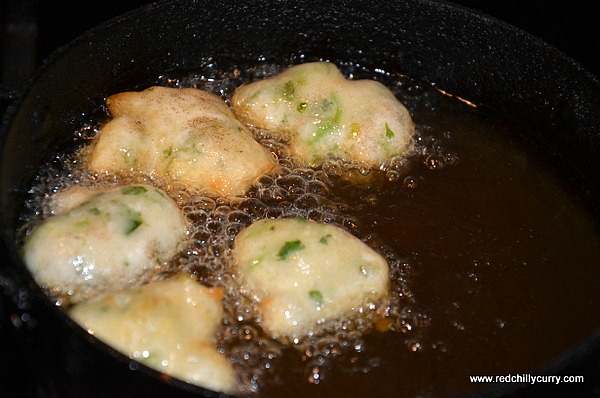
[1,1,599,397]
[1,0,599,93]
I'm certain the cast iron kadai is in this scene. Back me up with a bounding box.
[1,0,600,397]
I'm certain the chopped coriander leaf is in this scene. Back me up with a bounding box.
[309,290,323,304]
[122,186,148,195]
[74,220,90,228]
[320,98,334,112]
[319,234,332,244]
[313,120,336,141]
[297,102,308,113]
[278,240,304,260]
[88,207,101,216]
[333,107,342,124]
[125,211,143,235]
[283,81,295,102]
[385,123,395,139]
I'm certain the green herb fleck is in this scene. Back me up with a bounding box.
[385,123,395,139]
[311,96,342,142]
[163,147,172,158]
[125,218,142,235]
[122,186,147,195]
[297,102,307,113]
[124,209,143,235]
[333,107,342,124]
[278,240,304,260]
[319,234,332,244]
[88,207,101,216]
[314,120,336,141]
[320,98,334,112]
[74,220,90,228]
[283,81,295,102]
[319,97,342,122]
[309,290,323,305]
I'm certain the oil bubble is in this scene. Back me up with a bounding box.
[407,339,423,352]
[403,176,419,189]
[425,154,446,170]
[18,60,429,394]
[386,170,401,182]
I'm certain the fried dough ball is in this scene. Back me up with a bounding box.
[22,185,188,301]
[48,186,106,215]
[232,62,414,168]
[88,86,277,198]
[70,274,237,394]
[233,218,390,341]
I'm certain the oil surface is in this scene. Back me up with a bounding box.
[18,58,600,398]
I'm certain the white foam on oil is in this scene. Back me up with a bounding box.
[18,59,457,395]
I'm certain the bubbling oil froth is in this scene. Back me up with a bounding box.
[171,154,416,393]
[20,148,420,394]
[17,58,461,394]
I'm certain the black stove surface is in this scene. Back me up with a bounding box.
[1,1,600,397]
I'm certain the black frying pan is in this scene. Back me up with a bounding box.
[2,0,600,397]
